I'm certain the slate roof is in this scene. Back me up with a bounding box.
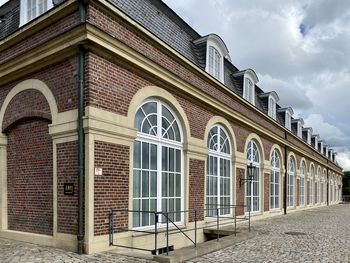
[0,0,20,41]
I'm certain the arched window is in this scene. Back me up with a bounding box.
[133,100,183,227]
[310,166,315,206]
[317,168,321,205]
[287,157,295,208]
[246,140,260,212]
[300,162,306,207]
[270,150,280,210]
[206,125,232,216]
[323,171,327,203]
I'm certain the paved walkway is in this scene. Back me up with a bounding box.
[0,204,349,262]
[189,204,350,263]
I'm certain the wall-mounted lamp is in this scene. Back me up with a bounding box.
[240,162,256,187]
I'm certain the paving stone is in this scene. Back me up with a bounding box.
[0,205,349,262]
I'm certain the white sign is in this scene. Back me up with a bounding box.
[95,167,103,176]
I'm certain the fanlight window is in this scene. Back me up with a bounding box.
[135,101,181,142]
[133,100,183,228]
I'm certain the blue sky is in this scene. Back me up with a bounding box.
[163,0,350,171]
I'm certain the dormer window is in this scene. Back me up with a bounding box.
[244,77,255,105]
[194,34,230,83]
[208,46,221,80]
[268,97,276,119]
[285,111,291,130]
[20,0,53,26]
[292,119,304,138]
[297,122,302,137]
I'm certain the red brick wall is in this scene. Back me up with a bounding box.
[236,168,245,215]
[57,141,78,234]
[264,173,269,212]
[0,12,79,62]
[0,57,78,113]
[94,141,129,236]
[6,118,53,235]
[188,159,205,222]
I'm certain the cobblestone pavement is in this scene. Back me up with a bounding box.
[189,204,350,263]
[0,204,349,263]
[0,238,155,263]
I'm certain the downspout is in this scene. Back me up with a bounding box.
[283,131,288,215]
[77,0,86,255]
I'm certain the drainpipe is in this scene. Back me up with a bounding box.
[77,0,86,255]
[283,131,287,215]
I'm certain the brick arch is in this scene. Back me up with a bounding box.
[2,89,52,133]
[0,79,58,133]
[0,79,57,236]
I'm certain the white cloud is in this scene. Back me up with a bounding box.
[335,152,350,172]
[304,114,349,146]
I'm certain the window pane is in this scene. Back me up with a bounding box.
[134,141,141,169]
[133,170,141,198]
[142,142,149,169]
[150,144,157,170]
[142,171,149,197]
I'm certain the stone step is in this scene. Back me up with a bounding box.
[153,230,255,263]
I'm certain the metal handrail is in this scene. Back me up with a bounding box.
[109,204,251,255]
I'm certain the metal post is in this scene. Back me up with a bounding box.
[155,213,158,255]
[248,205,251,232]
[216,208,219,242]
[109,212,112,245]
[234,207,237,237]
[194,209,197,247]
[166,212,169,256]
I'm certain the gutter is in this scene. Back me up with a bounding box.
[77,0,86,255]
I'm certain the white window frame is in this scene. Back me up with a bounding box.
[270,150,280,210]
[309,167,315,206]
[206,124,232,217]
[297,122,302,138]
[243,77,255,105]
[307,130,311,145]
[323,171,327,203]
[132,100,184,229]
[20,0,53,26]
[300,162,306,207]
[246,140,261,213]
[268,96,277,120]
[287,157,295,208]
[285,111,291,130]
[317,168,321,205]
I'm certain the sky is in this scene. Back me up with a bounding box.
[0,0,349,170]
[163,0,350,171]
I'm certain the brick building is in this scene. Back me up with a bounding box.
[0,0,343,254]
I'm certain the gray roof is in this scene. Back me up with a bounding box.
[0,0,19,41]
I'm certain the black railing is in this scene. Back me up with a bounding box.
[342,195,350,203]
[109,204,250,255]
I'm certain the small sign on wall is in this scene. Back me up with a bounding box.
[95,166,103,176]
[64,183,74,195]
